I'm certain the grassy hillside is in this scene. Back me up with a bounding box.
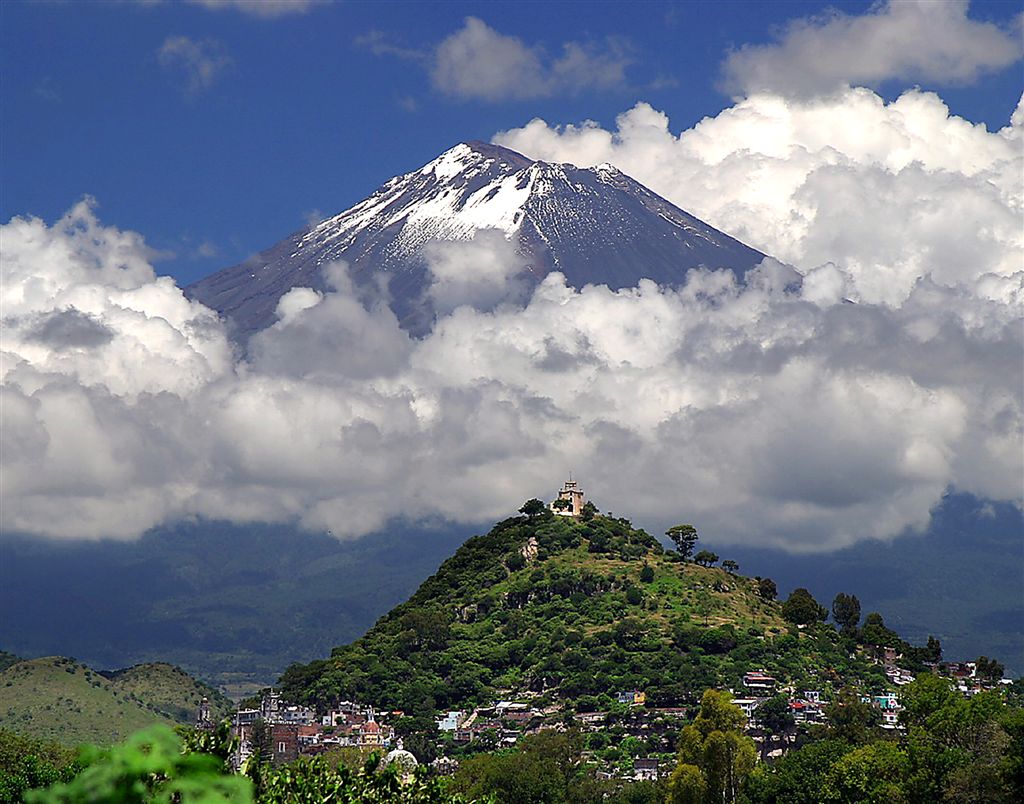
[102,662,233,723]
[280,510,887,715]
[0,657,174,746]
[0,658,231,747]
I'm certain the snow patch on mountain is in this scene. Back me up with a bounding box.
[188,141,766,336]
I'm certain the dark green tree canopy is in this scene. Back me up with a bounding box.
[781,588,827,626]
[693,550,719,567]
[520,499,548,518]
[831,592,861,633]
[665,524,699,559]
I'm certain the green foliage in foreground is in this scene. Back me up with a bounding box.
[667,690,755,804]
[20,724,473,804]
[24,725,249,804]
[0,729,80,804]
[745,674,1023,803]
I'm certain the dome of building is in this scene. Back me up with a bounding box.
[382,741,418,776]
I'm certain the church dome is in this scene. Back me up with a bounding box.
[382,745,418,774]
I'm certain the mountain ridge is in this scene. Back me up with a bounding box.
[186,141,766,336]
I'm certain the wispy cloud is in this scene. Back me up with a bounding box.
[33,77,61,103]
[185,0,329,18]
[432,17,632,101]
[360,17,632,103]
[158,35,232,94]
[721,0,1023,98]
[354,30,428,63]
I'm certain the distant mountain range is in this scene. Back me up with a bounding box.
[187,141,765,336]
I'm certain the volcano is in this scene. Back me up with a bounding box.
[187,141,766,336]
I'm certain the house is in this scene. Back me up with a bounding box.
[270,724,299,766]
[731,698,762,722]
[551,478,585,517]
[358,719,386,747]
[616,690,646,707]
[743,671,777,691]
[436,711,465,731]
[633,758,659,781]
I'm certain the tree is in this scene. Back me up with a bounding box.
[666,524,699,560]
[695,589,715,626]
[745,739,852,804]
[551,498,572,513]
[672,690,755,804]
[755,695,795,754]
[823,688,882,745]
[976,656,1005,682]
[859,612,902,655]
[248,718,272,767]
[721,559,739,574]
[26,725,252,804]
[519,498,547,518]
[667,762,707,804]
[757,578,777,601]
[782,588,827,626]
[821,740,909,803]
[831,592,861,633]
[693,550,719,567]
[639,563,654,583]
[452,729,582,803]
[580,501,598,521]
[0,729,80,803]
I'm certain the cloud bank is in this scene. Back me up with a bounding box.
[2,89,1021,552]
[720,0,1023,98]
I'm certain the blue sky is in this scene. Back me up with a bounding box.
[3,0,1021,285]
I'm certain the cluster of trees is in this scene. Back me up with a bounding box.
[664,525,742,580]
[746,674,1024,802]
[776,587,948,672]
[448,729,662,803]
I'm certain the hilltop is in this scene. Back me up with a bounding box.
[0,657,230,746]
[279,505,891,715]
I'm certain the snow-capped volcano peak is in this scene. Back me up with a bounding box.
[187,141,765,336]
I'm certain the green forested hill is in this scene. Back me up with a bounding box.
[102,662,233,723]
[0,657,229,746]
[279,509,889,715]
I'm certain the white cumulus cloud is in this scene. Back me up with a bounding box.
[495,87,1023,306]
[1,88,1021,552]
[720,0,1023,98]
